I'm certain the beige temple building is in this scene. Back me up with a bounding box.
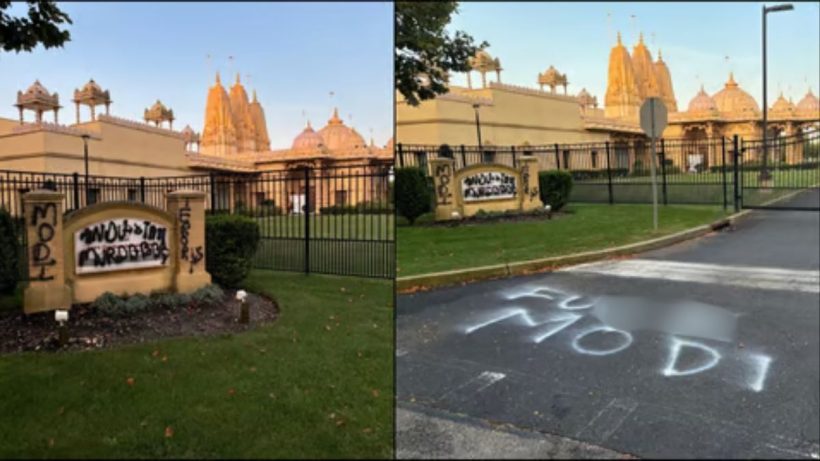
[0,74,392,213]
[396,33,820,155]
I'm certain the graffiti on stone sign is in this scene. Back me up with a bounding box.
[178,198,204,274]
[460,285,773,392]
[30,203,57,281]
[435,163,453,205]
[75,218,170,274]
[461,171,517,201]
[519,166,539,201]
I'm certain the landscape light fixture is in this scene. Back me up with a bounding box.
[761,3,793,184]
[55,310,69,347]
[236,290,249,324]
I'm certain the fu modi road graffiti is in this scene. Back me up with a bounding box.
[459,284,773,392]
[22,189,211,314]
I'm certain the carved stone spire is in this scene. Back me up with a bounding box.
[248,89,270,151]
[229,73,256,152]
[653,49,678,112]
[201,72,237,156]
[604,31,642,120]
[631,32,661,100]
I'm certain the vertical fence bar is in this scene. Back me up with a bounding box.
[139,176,146,203]
[397,143,404,167]
[733,135,741,212]
[304,167,310,275]
[554,143,561,170]
[460,144,467,169]
[511,145,517,168]
[721,137,728,210]
[605,141,614,205]
[209,172,216,211]
[660,138,668,206]
[72,172,80,210]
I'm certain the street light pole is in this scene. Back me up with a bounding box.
[472,103,483,151]
[761,3,794,184]
[81,134,90,204]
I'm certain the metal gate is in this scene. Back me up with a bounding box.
[734,131,820,211]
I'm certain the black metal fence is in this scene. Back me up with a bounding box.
[398,129,820,209]
[1,164,395,280]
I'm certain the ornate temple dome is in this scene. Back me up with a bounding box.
[317,108,366,150]
[201,72,237,155]
[712,73,760,116]
[180,124,197,143]
[687,85,718,113]
[769,92,796,117]
[24,80,53,98]
[292,121,324,149]
[796,88,819,115]
[630,33,661,99]
[576,88,597,108]
[605,32,642,119]
[653,49,678,112]
[385,137,394,151]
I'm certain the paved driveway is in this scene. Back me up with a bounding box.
[397,202,819,459]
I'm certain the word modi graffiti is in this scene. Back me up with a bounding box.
[430,157,541,221]
[75,218,171,273]
[459,284,773,393]
[22,189,211,314]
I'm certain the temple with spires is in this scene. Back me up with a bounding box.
[397,33,819,151]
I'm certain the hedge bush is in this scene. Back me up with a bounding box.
[205,214,260,288]
[0,208,18,295]
[538,170,574,211]
[395,167,431,225]
[92,285,226,318]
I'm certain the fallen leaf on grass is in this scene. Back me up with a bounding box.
[152,350,160,357]
[335,418,346,427]
[164,426,174,438]
[362,428,373,434]
[356,351,363,358]
[340,287,346,292]
[47,438,55,448]
[227,388,236,396]
[249,367,257,373]
[57,406,64,416]
[371,389,380,398]
[328,413,336,419]
[126,377,135,386]
[161,356,168,363]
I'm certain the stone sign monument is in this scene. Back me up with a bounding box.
[22,189,212,314]
[430,157,541,220]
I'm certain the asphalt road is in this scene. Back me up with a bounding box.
[397,196,820,459]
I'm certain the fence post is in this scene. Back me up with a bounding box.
[721,137,728,211]
[511,145,517,168]
[605,141,614,205]
[554,143,560,170]
[397,143,404,168]
[460,144,467,168]
[209,172,217,211]
[139,176,146,203]
[733,135,740,212]
[72,172,80,210]
[660,138,668,205]
[304,167,310,275]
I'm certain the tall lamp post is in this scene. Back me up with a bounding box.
[472,103,483,151]
[81,134,90,204]
[761,3,794,184]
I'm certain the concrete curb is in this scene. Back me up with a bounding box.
[397,209,752,293]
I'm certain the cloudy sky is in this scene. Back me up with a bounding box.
[447,2,820,110]
[0,2,393,148]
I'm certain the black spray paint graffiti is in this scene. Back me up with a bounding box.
[76,219,170,271]
[461,285,772,392]
[178,199,204,274]
[461,171,517,201]
[30,203,57,281]
[519,166,539,201]
[435,164,453,205]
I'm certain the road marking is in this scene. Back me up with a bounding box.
[437,371,507,402]
[396,348,408,357]
[575,398,638,443]
[563,259,820,294]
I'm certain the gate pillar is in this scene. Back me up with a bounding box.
[166,190,212,293]
[22,190,72,314]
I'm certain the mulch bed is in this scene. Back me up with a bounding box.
[0,290,278,354]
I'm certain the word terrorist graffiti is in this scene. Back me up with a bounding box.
[460,285,773,392]
[75,218,170,274]
[178,198,204,274]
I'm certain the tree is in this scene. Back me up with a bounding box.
[0,1,72,54]
[395,1,487,106]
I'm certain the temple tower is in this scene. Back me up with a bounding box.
[249,90,270,151]
[604,32,642,120]
[229,74,257,152]
[200,72,237,157]
[630,33,661,100]
[653,49,678,112]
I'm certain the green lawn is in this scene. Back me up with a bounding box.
[255,214,394,240]
[575,169,819,186]
[397,204,727,277]
[0,271,393,459]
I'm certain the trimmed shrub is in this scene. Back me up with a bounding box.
[0,208,19,294]
[538,170,574,211]
[205,214,260,288]
[395,167,431,225]
[191,284,225,305]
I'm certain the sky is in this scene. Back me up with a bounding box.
[0,2,393,148]
[446,2,820,110]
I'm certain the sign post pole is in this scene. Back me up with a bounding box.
[640,97,668,232]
